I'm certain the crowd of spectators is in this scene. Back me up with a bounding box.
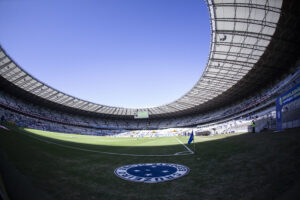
[0,67,299,135]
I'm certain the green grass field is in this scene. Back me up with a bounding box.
[0,125,300,200]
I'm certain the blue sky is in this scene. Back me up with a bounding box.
[0,0,210,108]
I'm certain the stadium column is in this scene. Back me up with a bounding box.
[276,97,282,131]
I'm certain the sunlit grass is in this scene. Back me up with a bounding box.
[24,128,245,147]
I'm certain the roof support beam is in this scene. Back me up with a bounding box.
[21,80,36,90]
[12,74,28,84]
[0,61,13,70]
[44,91,59,100]
[215,18,277,28]
[212,3,281,13]
[0,56,7,63]
[64,98,77,106]
[213,41,265,52]
[5,69,22,81]
[214,30,272,40]
[28,84,44,93]
[1,65,17,77]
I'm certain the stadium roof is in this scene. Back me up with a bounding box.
[0,0,300,118]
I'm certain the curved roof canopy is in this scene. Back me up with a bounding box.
[0,0,285,117]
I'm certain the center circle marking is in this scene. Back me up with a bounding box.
[114,163,190,183]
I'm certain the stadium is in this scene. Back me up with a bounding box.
[0,0,300,199]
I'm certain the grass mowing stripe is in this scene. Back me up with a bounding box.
[25,128,184,146]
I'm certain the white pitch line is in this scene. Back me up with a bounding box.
[174,151,192,155]
[21,131,193,157]
[175,137,194,154]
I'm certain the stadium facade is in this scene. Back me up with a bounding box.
[0,0,300,134]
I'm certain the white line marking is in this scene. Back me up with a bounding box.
[174,151,191,155]
[21,131,193,157]
[175,137,194,154]
[0,125,9,131]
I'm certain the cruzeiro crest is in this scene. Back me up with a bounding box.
[114,163,189,183]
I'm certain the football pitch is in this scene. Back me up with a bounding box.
[22,128,197,156]
[0,125,300,200]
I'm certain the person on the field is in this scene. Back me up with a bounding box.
[251,120,255,133]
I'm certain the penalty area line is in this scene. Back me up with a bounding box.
[21,131,192,157]
[175,137,194,154]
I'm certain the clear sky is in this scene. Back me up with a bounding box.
[0,0,210,108]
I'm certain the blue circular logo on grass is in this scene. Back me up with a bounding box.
[114,163,189,183]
